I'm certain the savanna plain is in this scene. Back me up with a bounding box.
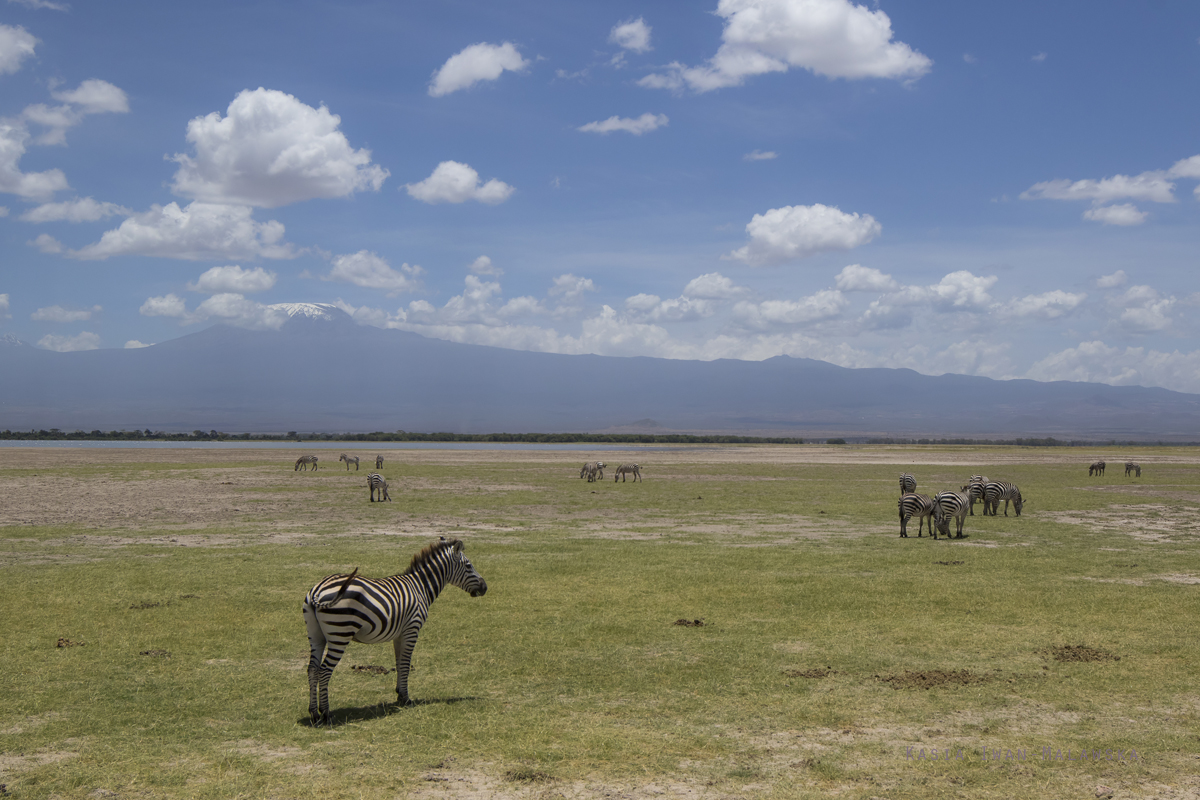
[1,444,1198,800]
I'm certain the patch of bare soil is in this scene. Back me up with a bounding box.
[672,618,706,627]
[55,637,83,648]
[875,669,992,689]
[1041,645,1119,663]
[1045,504,1200,542]
[350,665,394,675]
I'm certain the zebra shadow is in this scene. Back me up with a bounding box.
[300,696,482,726]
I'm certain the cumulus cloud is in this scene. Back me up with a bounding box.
[835,264,898,292]
[139,291,285,329]
[404,161,514,205]
[428,42,529,97]
[1027,341,1200,393]
[682,272,749,299]
[124,340,153,349]
[998,290,1086,320]
[725,203,881,266]
[169,88,387,208]
[28,232,63,253]
[610,17,652,53]
[139,293,187,318]
[469,255,503,276]
[639,0,931,92]
[1097,270,1127,288]
[20,196,130,222]
[1021,172,1175,205]
[578,113,668,136]
[744,149,778,161]
[22,79,129,146]
[70,201,294,261]
[0,293,10,318]
[0,119,70,200]
[625,293,715,323]
[38,331,99,351]
[548,273,595,302]
[31,304,100,322]
[187,265,277,294]
[733,289,848,328]
[324,250,423,295]
[0,23,38,75]
[1082,203,1148,226]
[1112,285,1174,332]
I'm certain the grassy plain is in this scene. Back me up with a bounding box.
[1,444,1198,799]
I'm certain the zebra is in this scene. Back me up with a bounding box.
[302,537,487,725]
[897,493,935,538]
[983,481,1023,517]
[375,455,384,470]
[295,455,319,471]
[367,472,391,502]
[1089,461,1106,477]
[580,461,606,482]
[899,473,916,495]
[932,490,970,539]
[960,475,988,515]
[1124,461,1141,477]
[339,453,360,471]
[614,463,641,482]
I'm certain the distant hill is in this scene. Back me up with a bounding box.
[2,304,1198,439]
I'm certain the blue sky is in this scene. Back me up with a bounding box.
[3,0,1200,392]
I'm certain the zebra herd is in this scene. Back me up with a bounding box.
[898,473,1024,540]
[1090,460,1141,478]
[293,454,393,502]
[580,461,642,482]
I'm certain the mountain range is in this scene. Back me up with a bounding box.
[2,304,1197,439]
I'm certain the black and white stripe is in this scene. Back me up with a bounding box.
[899,473,916,495]
[1124,461,1141,477]
[983,481,1023,517]
[367,472,391,502]
[897,493,935,538]
[614,463,641,482]
[302,538,487,725]
[579,461,606,482]
[960,475,988,516]
[295,455,319,471]
[375,455,384,470]
[932,490,970,539]
[339,453,360,471]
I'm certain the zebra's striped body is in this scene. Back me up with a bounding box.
[897,493,935,538]
[960,475,988,516]
[367,472,391,502]
[983,481,1023,516]
[899,473,916,495]
[1125,461,1141,477]
[340,453,360,471]
[580,461,606,482]
[614,463,641,482]
[1089,461,1106,477]
[375,455,384,470]
[932,491,970,539]
[302,538,487,725]
[295,455,319,471]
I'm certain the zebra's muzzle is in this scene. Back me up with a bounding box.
[470,580,487,598]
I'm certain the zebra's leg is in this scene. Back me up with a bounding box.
[392,631,420,706]
[313,642,349,725]
[303,606,331,724]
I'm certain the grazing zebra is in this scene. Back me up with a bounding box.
[1125,461,1141,477]
[983,481,1023,517]
[1089,461,1106,477]
[614,463,641,482]
[367,472,391,502]
[932,491,970,539]
[339,453,360,471]
[302,537,487,725]
[899,473,916,495]
[580,461,606,482]
[960,475,989,515]
[375,455,384,470]
[295,455,319,471]
[897,493,935,538]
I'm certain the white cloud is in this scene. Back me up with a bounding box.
[548,273,595,301]
[51,79,129,114]
[1031,52,1047,62]
[1097,270,1127,289]
[1112,285,1174,332]
[610,17,652,53]
[578,112,668,136]
[187,265,277,294]
[324,250,422,295]
[20,196,130,222]
[733,289,848,328]
[404,161,514,205]
[639,0,931,92]
[139,294,187,318]
[625,293,714,322]
[0,23,37,75]
[835,263,898,292]
[124,340,153,349]
[192,293,287,329]
[926,270,997,310]
[70,201,294,261]
[0,293,9,318]
[37,331,99,351]
[999,290,1086,320]
[170,88,388,208]
[31,304,100,322]
[744,149,778,161]
[0,120,70,200]
[428,42,529,97]
[1167,154,1200,179]
[1083,203,1148,226]
[7,0,68,10]
[725,203,881,265]
[682,272,749,299]
[28,232,63,253]
[469,255,503,276]
[1027,341,1200,393]
[1021,171,1175,205]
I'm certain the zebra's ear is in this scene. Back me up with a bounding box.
[451,539,464,552]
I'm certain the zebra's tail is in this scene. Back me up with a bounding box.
[316,568,359,609]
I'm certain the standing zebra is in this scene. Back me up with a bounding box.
[960,475,988,516]
[897,493,935,538]
[302,537,487,725]
[339,453,360,471]
[983,481,1023,517]
[1089,461,1106,477]
[1124,461,1141,477]
[375,455,384,470]
[367,472,391,502]
[899,473,916,495]
[614,463,641,482]
[295,455,319,471]
[932,490,970,539]
[580,461,606,482]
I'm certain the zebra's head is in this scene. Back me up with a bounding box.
[1013,493,1024,516]
[441,538,487,598]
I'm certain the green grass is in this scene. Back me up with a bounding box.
[1,445,1198,798]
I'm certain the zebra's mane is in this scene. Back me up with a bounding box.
[404,538,463,574]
